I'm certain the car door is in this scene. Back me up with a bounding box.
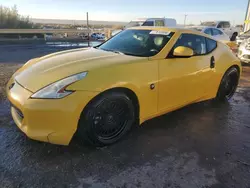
[158,33,214,112]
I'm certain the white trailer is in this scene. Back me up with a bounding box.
[111,18,177,36]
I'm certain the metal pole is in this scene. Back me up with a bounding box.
[87,12,90,47]
[184,14,188,27]
[244,0,250,32]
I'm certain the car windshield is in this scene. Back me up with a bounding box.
[201,22,216,26]
[98,29,174,57]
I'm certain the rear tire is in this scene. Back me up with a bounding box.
[216,67,239,101]
[230,32,238,41]
[77,92,136,147]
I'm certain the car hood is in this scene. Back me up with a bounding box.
[15,48,146,92]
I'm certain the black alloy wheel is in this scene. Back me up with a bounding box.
[216,67,239,101]
[77,92,136,146]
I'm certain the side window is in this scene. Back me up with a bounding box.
[218,22,230,28]
[217,22,223,28]
[223,22,230,28]
[173,34,207,55]
[204,28,212,36]
[212,29,222,36]
[206,38,217,53]
[142,21,154,26]
[155,20,165,26]
[217,29,223,35]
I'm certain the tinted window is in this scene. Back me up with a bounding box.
[204,28,212,36]
[206,38,217,53]
[217,23,223,28]
[99,29,174,57]
[212,29,223,36]
[218,22,230,28]
[142,21,154,26]
[173,34,207,55]
[155,20,165,26]
[223,22,230,28]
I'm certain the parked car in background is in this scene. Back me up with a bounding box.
[236,30,250,46]
[91,33,98,39]
[238,38,250,63]
[44,34,53,40]
[7,27,241,146]
[201,21,240,41]
[189,26,230,41]
[78,33,89,40]
[98,33,105,40]
[111,18,177,36]
[91,33,105,40]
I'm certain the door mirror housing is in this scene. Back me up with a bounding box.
[173,46,194,57]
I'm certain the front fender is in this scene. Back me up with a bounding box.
[67,61,159,122]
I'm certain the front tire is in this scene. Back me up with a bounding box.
[216,67,239,101]
[77,92,136,147]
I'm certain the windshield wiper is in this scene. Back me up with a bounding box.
[100,48,144,57]
[121,52,145,57]
[112,50,124,55]
[101,48,124,55]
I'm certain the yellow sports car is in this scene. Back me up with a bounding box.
[6,27,241,146]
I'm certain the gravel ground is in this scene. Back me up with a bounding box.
[0,64,22,101]
[0,57,250,187]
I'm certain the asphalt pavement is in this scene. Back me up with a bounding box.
[0,42,101,64]
[0,46,250,187]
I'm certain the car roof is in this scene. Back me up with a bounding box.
[128,26,215,39]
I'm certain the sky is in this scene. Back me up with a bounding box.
[0,0,248,25]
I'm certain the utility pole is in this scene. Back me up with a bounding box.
[184,14,188,27]
[87,12,90,47]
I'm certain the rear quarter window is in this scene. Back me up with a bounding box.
[206,38,217,53]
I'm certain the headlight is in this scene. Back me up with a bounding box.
[31,72,87,99]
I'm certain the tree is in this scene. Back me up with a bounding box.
[0,5,33,29]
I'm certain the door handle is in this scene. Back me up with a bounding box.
[210,56,215,68]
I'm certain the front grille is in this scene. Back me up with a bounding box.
[12,105,24,120]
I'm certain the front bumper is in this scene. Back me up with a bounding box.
[6,78,99,145]
[238,48,250,63]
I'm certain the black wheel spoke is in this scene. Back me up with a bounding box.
[91,98,131,140]
[224,72,238,99]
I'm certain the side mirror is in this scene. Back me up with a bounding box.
[173,46,194,57]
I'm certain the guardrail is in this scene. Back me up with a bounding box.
[0,29,94,34]
[0,38,105,45]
